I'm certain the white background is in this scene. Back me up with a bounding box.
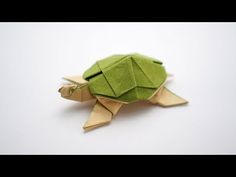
[0,23,236,154]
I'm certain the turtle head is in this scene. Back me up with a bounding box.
[58,77,94,102]
[58,83,77,98]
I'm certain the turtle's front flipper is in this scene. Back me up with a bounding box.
[83,102,112,131]
[149,87,188,107]
[83,98,123,131]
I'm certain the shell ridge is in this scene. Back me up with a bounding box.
[83,62,102,79]
[97,55,128,70]
[129,57,139,100]
[99,56,136,97]
[132,57,156,87]
[96,62,117,97]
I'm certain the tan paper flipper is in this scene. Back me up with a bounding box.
[83,98,123,131]
[149,87,188,107]
[83,101,113,131]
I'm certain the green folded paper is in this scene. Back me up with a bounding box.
[83,53,166,102]
[59,53,188,131]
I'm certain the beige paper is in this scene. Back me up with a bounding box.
[63,75,87,85]
[149,87,188,107]
[83,102,112,131]
[59,84,94,102]
[97,97,123,115]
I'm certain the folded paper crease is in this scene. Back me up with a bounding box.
[83,53,167,103]
[59,53,188,131]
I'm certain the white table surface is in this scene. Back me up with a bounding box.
[0,22,236,154]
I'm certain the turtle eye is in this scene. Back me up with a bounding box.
[69,85,77,92]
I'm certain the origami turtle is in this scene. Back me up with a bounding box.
[59,53,188,131]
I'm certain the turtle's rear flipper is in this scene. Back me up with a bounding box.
[83,98,123,131]
[149,87,188,107]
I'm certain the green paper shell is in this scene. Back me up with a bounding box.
[83,53,167,103]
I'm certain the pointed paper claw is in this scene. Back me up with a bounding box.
[149,87,188,107]
[63,75,87,85]
[83,102,112,131]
